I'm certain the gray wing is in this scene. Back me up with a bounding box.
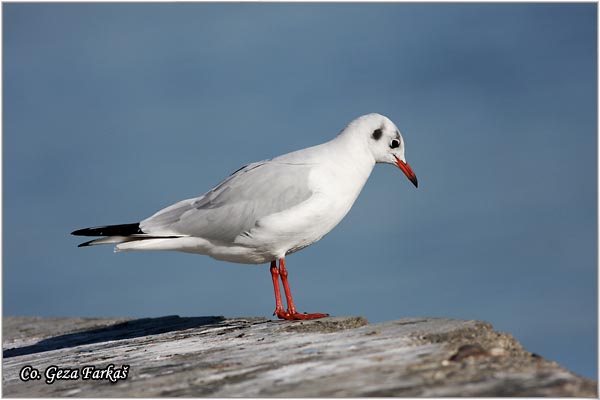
[140,160,314,243]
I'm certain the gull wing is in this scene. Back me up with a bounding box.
[140,160,314,243]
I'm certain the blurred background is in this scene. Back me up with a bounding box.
[4,3,597,379]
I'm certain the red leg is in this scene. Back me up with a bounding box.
[270,261,286,318]
[278,258,298,315]
[275,258,328,320]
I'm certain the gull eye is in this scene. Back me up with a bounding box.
[390,139,400,149]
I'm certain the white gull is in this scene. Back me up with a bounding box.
[72,113,418,320]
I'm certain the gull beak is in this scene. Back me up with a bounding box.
[394,156,418,188]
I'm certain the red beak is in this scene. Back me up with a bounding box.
[394,156,418,188]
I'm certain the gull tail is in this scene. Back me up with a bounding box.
[71,223,181,249]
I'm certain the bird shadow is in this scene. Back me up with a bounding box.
[3,315,224,358]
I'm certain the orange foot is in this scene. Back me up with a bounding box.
[274,310,329,320]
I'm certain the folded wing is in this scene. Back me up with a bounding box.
[140,160,314,244]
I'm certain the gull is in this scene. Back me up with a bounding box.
[72,113,418,320]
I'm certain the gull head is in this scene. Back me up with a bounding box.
[345,113,418,188]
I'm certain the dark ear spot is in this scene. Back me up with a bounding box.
[372,128,383,140]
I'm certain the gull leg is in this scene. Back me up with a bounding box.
[270,260,286,318]
[276,257,328,320]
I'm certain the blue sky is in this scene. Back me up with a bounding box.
[4,3,597,379]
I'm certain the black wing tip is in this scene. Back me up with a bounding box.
[71,223,142,237]
[77,241,92,247]
[71,228,91,236]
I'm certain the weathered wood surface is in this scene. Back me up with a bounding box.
[2,315,596,397]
